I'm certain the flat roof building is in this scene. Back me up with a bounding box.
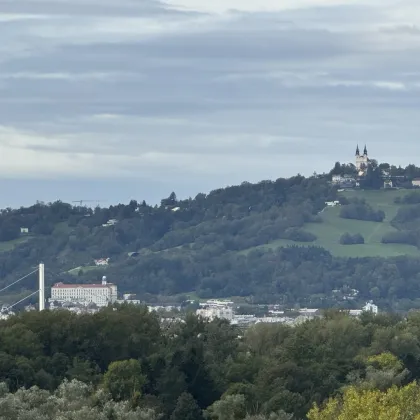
[50,276,117,307]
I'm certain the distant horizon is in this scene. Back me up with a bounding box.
[1,153,419,210]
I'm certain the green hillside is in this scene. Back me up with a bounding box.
[3,173,420,309]
[250,189,420,258]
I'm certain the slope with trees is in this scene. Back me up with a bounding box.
[1,167,420,308]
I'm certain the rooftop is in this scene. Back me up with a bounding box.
[52,282,114,289]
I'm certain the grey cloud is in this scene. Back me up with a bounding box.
[380,25,420,35]
[0,0,195,17]
[0,1,420,204]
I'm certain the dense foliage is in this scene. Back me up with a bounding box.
[339,199,385,222]
[3,309,420,419]
[339,233,365,245]
[395,191,420,205]
[381,194,420,248]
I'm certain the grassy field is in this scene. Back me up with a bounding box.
[246,189,420,258]
[0,236,32,252]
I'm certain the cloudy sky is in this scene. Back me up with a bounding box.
[1,0,420,207]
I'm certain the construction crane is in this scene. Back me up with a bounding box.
[72,200,103,206]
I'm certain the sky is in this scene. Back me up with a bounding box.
[1,0,420,207]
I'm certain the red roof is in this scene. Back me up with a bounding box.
[52,282,113,289]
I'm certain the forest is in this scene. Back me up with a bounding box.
[2,307,420,419]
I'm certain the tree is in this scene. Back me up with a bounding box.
[0,379,162,420]
[103,359,146,402]
[66,357,101,385]
[307,382,420,420]
[359,353,410,391]
[170,392,204,420]
[244,413,293,420]
[340,233,364,245]
[204,394,246,420]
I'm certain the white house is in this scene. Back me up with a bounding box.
[20,227,29,234]
[363,301,378,314]
[325,201,340,207]
[102,219,118,227]
[94,258,110,266]
[412,179,420,187]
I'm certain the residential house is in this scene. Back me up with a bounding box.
[94,258,110,266]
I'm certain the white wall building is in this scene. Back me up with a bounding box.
[363,301,378,314]
[355,145,369,171]
[94,258,109,266]
[196,306,234,321]
[199,299,234,308]
[50,276,117,307]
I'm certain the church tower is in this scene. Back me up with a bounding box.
[355,144,369,171]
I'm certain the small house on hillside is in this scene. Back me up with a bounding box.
[102,219,118,227]
[412,179,420,187]
[94,258,110,266]
[20,227,29,234]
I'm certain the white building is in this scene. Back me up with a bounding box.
[355,145,369,171]
[363,301,378,314]
[348,301,378,317]
[196,306,234,321]
[325,201,340,207]
[199,299,234,308]
[94,258,109,266]
[50,276,117,307]
[102,219,118,227]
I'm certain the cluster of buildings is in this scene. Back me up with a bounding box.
[332,145,420,189]
[195,300,379,327]
[9,270,378,322]
[348,301,378,316]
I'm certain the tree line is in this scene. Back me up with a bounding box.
[3,308,420,418]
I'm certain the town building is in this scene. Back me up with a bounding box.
[102,219,118,227]
[363,301,378,314]
[355,145,369,172]
[94,258,110,266]
[50,276,117,307]
[196,306,234,321]
[348,301,378,317]
[412,179,420,188]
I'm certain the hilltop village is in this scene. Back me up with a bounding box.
[331,145,420,189]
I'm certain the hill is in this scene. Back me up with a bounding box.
[246,189,420,258]
[3,172,420,310]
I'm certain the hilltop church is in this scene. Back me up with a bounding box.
[355,145,369,173]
